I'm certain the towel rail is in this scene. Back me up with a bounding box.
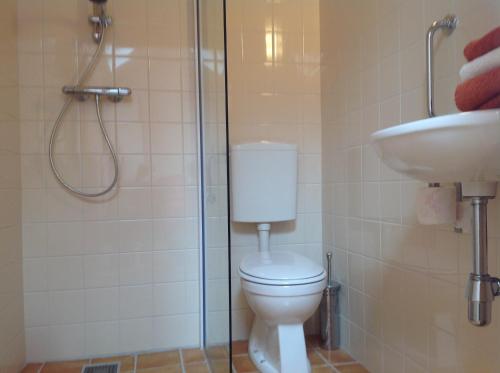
[426,14,458,117]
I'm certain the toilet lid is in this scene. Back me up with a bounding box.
[239,251,325,282]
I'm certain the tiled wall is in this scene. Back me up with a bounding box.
[320,0,500,372]
[18,0,200,362]
[0,0,26,371]
[227,0,323,340]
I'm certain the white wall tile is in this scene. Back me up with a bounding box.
[48,290,85,325]
[47,222,83,256]
[84,254,119,288]
[47,256,84,291]
[152,187,185,218]
[85,321,120,357]
[48,324,85,361]
[23,258,47,292]
[24,292,49,328]
[150,123,184,154]
[83,222,121,255]
[119,318,153,353]
[153,251,199,283]
[119,252,153,286]
[22,223,47,258]
[119,285,153,319]
[152,314,199,350]
[118,220,153,253]
[26,327,49,362]
[84,287,119,323]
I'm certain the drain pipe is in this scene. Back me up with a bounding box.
[467,197,500,326]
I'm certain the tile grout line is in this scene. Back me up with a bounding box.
[313,347,338,371]
[201,348,214,373]
[313,347,347,373]
[179,348,187,373]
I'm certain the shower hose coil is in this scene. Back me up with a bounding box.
[49,24,119,198]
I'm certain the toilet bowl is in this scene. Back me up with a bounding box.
[239,251,326,373]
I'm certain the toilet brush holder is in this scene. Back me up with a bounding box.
[320,252,341,350]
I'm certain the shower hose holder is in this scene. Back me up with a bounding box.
[88,5,111,43]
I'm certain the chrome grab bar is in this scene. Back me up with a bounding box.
[426,14,458,117]
[62,85,131,102]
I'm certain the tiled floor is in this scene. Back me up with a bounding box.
[21,349,210,373]
[21,336,369,373]
[230,336,369,373]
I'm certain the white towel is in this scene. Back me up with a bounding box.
[460,46,500,82]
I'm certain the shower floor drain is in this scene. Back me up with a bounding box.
[82,363,120,373]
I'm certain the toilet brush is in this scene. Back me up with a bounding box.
[320,251,341,350]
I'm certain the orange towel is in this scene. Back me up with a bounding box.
[479,94,500,110]
[455,66,500,111]
[464,26,500,61]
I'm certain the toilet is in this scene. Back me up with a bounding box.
[231,142,326,373]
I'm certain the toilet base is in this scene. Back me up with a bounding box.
[248,316,311,373]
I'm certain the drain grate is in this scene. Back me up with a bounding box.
[82,363,120,373]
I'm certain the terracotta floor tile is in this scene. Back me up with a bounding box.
[208,359,231,373]
[231,340,249,355]
[137,351,180,369]
[184,362,210,373]
[91,355,135,372]
[136,366,182,373]
[336,363,370,373]
[182,348,206,364]
[312,366,335,373]
[317,349,355,365]
[308,350,326,366]
[21,363,43,373]
[232,355,257,372]
[41,360,88,373]
[205,346,228,360]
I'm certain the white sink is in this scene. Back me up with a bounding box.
[370,110,500,184]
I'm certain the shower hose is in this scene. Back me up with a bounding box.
[49,25,119,197]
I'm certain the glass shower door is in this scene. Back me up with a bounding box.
[196,0,231,371]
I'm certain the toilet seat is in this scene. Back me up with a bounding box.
[239,251,326,286]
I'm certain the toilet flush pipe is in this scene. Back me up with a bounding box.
[257,223,271,260]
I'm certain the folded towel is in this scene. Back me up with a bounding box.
[455,66,500,111]
[479,94,500,110]
[460,47,500,81]
[464,26,500,61]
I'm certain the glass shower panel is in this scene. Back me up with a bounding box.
[197,0,231,372]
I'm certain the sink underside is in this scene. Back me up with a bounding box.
[370,110,500,183]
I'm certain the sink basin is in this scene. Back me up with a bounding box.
[370,110,500,183]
